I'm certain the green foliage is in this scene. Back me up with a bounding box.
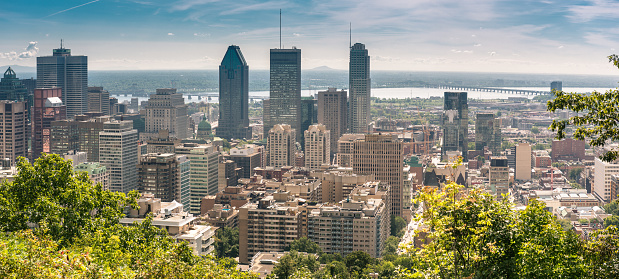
[530,127,540,134]
[391,215,407,237]
[287,237,322,254]
[467,142,476,150]
[0,154,137,246]
[214,227,239,258]
[501,140,515,151]
[270,251,319,279]
[382,236,401,256]
[569,168,584,182]
[548,55,619,162]
[476,155,485,164]
[344,251,375,276]
[557,219,574,231]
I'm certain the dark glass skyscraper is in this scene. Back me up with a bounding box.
[0,67,31,121]
[349,43,371,133]
[218,45,251,140]
[442,92,468,161]
[266,48,301,140]
[37,45,87,119]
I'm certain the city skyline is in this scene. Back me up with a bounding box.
[1,1,619,75]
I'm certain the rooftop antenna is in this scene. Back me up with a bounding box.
[60,39,63,49]
[279,9,282,49]
[349,22,352,49]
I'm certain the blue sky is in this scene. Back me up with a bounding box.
[2,0,619,74]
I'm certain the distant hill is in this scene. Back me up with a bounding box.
[309,66,342,71]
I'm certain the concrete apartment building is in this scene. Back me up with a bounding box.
[143,88,189,140]
[0,101,28,163]
[489,157,509,200]
[314,169,374,203]
[137,153,190,206]
[304,124,330,170]
[87,87,110,115]
[175,143,220,214]
[229,144,263,178]
[594,157,619,202]
[353,134,404,217]
[120,193,215,256]
[552,138,586,162]
[99,120,138,193]
[336,134,365,167]
[74,162,109,190]
[267,124,296,167]
[317,88,347,155]
[51,115,112,162]
[515,143,532,181]
[308,182,390,258]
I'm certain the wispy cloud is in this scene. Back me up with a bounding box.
[46,0,101,18]
[566,0,619,23]
[0,42,39,60]
[170,0,220,12]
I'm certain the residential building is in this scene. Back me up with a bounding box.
[552,138,586,162]
[0,101,28,163]
[489,157,509,200]
[317,88,347,155]
[218,45,251,140]
[33,88,66,160]
[87,87,110,115]
[315,169,374,203]
[515,143,532,181]
[304,124,330,170]
[353,134,404,217]
[143,88,188,140]
[229,144,263,178]
[175,143,220,214]
[349,43,371,133]
[475,113,502,155]
[74,162,109,190]
[266,48,301,139]
[138,153,180,202]
[336,134,365,167]
[267,124,296,167]
[594,157,619,202]
[203,204,239,228]
[37,45,87,118]
[99,120,138,193]
[442,92,468,161]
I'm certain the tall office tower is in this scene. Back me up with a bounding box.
[175,143,220,214]
[143,88,188,140]
[229,144,263,178]
[300,97,317,150]
[99,120,138,193]
[551,81,563,92]
[218,159,238,191]
[176,155,191,208]
[0,101,28,163]
[0,68,29,103]
[267,124,296,167]
[475,113,502,155]
[349,43,371,133]
[514,142,532,181]
[51,115,112,162]
[489,157,509,200]
[304,124,330,170]
[353,134,403,217]
[318,88,347,155]
[87,87,110,115]
[138,153,180,202]
[442,92,468,161]
[37,45,87,119]
[262,99,271,137]
[336,133,366,167]
[33,88,66,160]
[218,45,251,140]
[268,48,301,140]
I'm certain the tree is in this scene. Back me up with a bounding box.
[344,251,374,275]
[382,236,401,256]
[476,155,485,164]
[531,127,540,134]
[214,227,239,258]
[391,215,407,237]
[270,251,319,279]
[548,55,619,162]
[0,154,137,246]
[286,237,321,254]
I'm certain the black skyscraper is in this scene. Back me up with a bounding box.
[218,45,251,140]
[265,48,301,139]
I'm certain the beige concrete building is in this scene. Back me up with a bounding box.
[99,120,138,193]
[175,143,220,214]
[75,162,109,190]
[594,157,619,202]
[515,143,532,181]
[308,182,390,258]
[143,88,189,140]
[0,101,28,163]
[317,88,347,154]
[353,134,404,217]
[267,124,296,167]
[87,87,110,115]
[489,157,509,200]
[336,134,365,167]
[314,169,374,203]
[304,124,330,169]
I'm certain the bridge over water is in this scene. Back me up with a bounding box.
[429,84,551,95]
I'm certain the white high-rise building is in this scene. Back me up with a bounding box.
[594,157,619,202]
[99,120,138,193]
[304,124,330,169]
[175,143,220,214]
[267,124,296,167]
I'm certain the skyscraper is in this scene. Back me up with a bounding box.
[87,87,110,115]
[33,88,66,160]
[304,124,330,169]
[175,142,220,214]
[489,157,509,200]
[218,45,251,140]
[267,124,296,167]
[0,67,29,103]
[267,48,301,140]
[37,45,87,119]
[318,88,347,155]
[353,134,404,217]
[442,92,468,161]
[475,113,502,155]
[138,153,180,202]
[99,120,138,193]
[349,43,371,133]
[0,101,28,163]
[143,88,188,140]
[300,97,317,150]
